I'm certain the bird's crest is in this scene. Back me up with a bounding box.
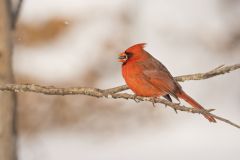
[125,43,146,53]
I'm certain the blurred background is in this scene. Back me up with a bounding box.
[12,0,240,160]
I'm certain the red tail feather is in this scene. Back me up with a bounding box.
[177,91,216,122]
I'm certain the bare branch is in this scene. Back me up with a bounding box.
[110,93,240,129]
[175,64,240,82]
[0,84,104,97]
[0,64,240,129]
[0,83,239,129]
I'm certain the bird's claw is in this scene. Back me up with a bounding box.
[172,102,180,114]
[173,108,178,114]
[165,105,178,113]
[151,97,157,107]
[133,94,140,103]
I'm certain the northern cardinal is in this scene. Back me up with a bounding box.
[118,43,216,122]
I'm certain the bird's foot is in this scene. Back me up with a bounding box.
[172,102,181,114]
[151,97,157,107]
[165,104,178,113]
[133,94,140,103]
[173,108,178,114]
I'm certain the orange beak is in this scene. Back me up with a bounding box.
[118,52,127,62]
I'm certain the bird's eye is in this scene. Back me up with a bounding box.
[125,52,133,59]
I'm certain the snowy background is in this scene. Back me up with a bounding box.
[13,0,240,160]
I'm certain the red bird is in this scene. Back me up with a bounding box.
[118,43,216,122]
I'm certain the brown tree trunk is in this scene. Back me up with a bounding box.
[0,0,17,160]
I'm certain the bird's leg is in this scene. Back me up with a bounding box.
[151,97,157,107]
[171,96,181,114]
[163,94,171,108]
[165,102,178,113]
[173,108,178,114]
[172,101,181,114]
[163,94,178,113]
[133,94,140,103]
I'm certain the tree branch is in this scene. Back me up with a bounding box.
[175,64,240,82]
[0,64,240,128]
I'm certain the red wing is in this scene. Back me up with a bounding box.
[140,55,181,99]
[142,70,178,98]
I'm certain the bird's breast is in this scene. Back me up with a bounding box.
[122,63,165,97]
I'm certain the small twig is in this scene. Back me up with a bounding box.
[0,64,240,129]
[174,64,240,82]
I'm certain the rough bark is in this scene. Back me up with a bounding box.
[0,0,17,160]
